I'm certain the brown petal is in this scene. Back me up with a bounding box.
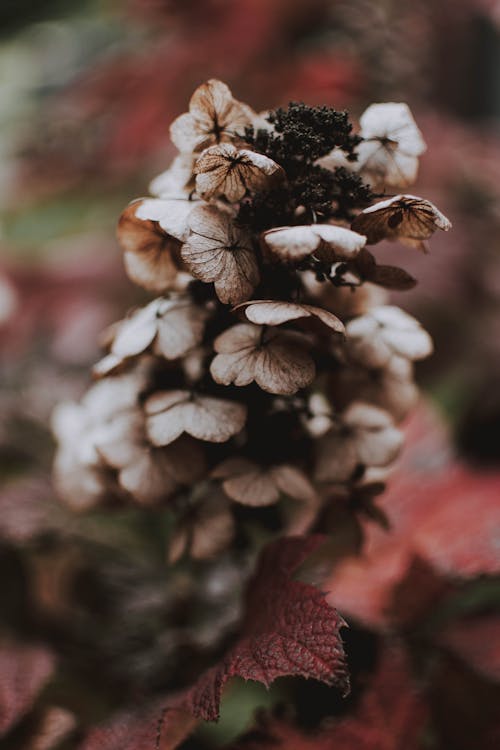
[181,204,259,305]
[211,323,314,395]
[214,458,280,506]
[351,194,451,245]
[169,493,234,562]
[117,202,186,293]
[195,144,283,202]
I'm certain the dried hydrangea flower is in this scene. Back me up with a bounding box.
[168,492,235,563]
[210,323,314,395]
[51,372,147,509]
[213,458,317,508]
[181,204,259,304]
[145,389,247,446]
[351,194,451,251]
[235,299,345,334]
[93,296,209,376]
[345,305,433,369]
[315,402,403,483]
[94,409,206,506]
[331,356,419,423]
[356,102,426,188]
[116,201,192,293]
[194,143,283,202]
[170,79,255,154]
[261,224,367,264]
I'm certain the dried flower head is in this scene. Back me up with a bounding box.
[49,80,451,740]
[345,305,433,369]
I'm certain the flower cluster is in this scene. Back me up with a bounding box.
[53,79,450,560]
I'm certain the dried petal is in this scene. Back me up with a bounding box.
[145,389,247,445]
[315,402,403,483]
[181,204,259,305]
[100,297,208,367]
[352,194,451,250]
[213,458,317,508]
[346,306,433,369]
[170,79,254,153]
[356,102,426,188]
[169,493,235,562]
[261,224,366,263]
[235,299,345,334]
[117,201,191,293]
[210,323,314,395]
[195,143,283,202]
[149,154,196,198]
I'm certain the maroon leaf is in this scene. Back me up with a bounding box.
[232,646,426,750]
[0,643,55,737]
[182,536,348,721]
[80,700,197,750]
[325,403,500,628]
[438,614,500,684]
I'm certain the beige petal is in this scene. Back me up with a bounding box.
[360,103,426,157]
[111,300,161,359]
[145,390,246,445]
[118,448,179,506]
[153,298,209,360]
[216,458,280,506]
[183,395,247,442]
[149,155,195,199]
[235,300,344,334]
[136,198,196,242]
[262,224,366,263]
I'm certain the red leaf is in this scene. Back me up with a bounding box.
[183,536,349,721]
[232,646,426,750]
[80,700,197,750]
[438,614,500,684]
[0,643,55,737]
[325,404,500,628]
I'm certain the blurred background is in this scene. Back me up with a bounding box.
[0,1,499,748]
